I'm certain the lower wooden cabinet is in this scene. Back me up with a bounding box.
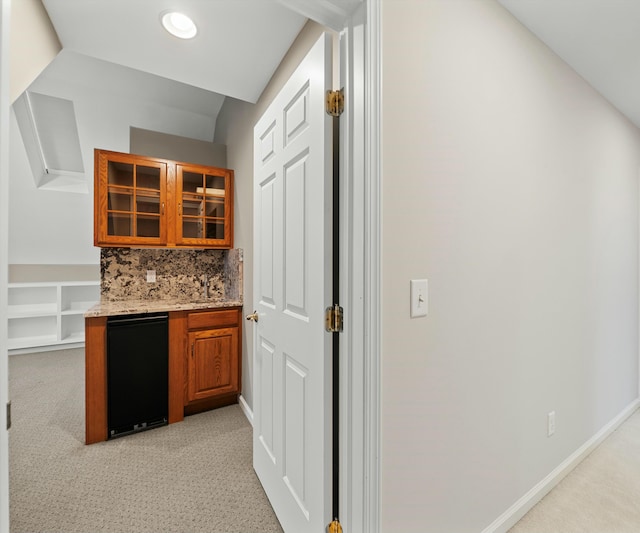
[183,307,242,413]
[187,327,238,402]
[85,306,242,444]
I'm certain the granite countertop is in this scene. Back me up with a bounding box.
[85,298,243,318]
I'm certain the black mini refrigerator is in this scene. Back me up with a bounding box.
[107,313,169,438]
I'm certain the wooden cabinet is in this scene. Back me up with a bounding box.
[85,313,185,444]
[85,306,242,444]
[94,149,234,249]
[187,328,238,401]
[94,150,168,247]
[175,163,234,247]
[184,308,241,412]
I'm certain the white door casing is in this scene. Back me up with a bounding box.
[252,33,333,533]
[0,0,10,531]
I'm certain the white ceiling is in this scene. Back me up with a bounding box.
[41,0,308,104]
[38,49,227,121]
[36,1,640,136]
[499,0,640,129]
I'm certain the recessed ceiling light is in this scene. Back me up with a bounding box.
[161,11,197,39]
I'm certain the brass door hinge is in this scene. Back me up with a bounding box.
[326,89,344,117]
[327,519,343,533]
[6,401,11,430]
[325,304,344,333]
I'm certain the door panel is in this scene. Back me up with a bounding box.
[258,337,276,462]
[253,33,332,533]
[259,174,276,308]
[283,356,308,514]
[284,82,310,145]
[284,152,309,317]
[188,328,238,402]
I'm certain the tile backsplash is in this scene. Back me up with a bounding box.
[100,248,242,302]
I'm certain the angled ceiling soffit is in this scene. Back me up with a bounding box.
[12,91,87,194]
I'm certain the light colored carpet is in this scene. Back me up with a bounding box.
[9,348,283,533]
[509,409,640,533]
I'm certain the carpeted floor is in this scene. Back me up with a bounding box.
[9,348,283,533]
[12,348,640,533]
[509,409,640,533]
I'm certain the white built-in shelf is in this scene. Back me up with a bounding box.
[8,281,100,352]
[8,304,58,318]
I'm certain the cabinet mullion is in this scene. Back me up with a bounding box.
[132,163,138,238]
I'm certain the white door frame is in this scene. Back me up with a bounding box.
[0,0,11,531]
[362,2,381,530]
[336,1,381,532]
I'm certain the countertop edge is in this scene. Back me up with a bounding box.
[85,300,244,318]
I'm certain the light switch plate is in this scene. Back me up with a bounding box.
[146,270,156,283]
[410,279,428,318]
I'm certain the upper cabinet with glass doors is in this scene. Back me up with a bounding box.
[176,164,233,247]
[94,149,234,249]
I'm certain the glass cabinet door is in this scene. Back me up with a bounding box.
[98,151,167,245]
[176,165,233,247]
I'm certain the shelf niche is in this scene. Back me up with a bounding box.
[8,281,100,352]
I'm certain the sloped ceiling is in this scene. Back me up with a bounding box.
[499,0,640,129]
[39,49,227,121]
[41,0,308,104]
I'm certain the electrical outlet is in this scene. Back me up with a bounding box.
[547,411,556,437]
[146,270,156,283]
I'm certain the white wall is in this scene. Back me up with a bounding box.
[9,0,60,103]
[214,20,326,410]
[380,1,640,531]
[9,109,96,265]
[130,127,226,168]
[9,67,218,265]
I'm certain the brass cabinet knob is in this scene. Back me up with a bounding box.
[246,311,259,322]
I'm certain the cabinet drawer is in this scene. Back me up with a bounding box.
[187,309,239,330]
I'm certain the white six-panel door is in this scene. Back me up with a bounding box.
[252,33,333,533]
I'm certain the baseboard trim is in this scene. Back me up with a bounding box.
[9,342,85,356]
[239,394,253,426]
[482,397,640,533]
